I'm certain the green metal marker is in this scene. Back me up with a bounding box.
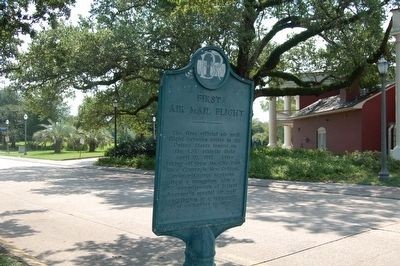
[153,46,253,265]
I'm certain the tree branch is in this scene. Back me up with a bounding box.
[256,0,291,11]
[72,72,159,91]
[367,16,392,64]
[253,18,392,99]
[252,9,372,85]
[72,73,122,91]
[254,80,350,98]
[236,0,257,77]
[249,16,302,68]
[267,71,325,86]
[121,94,158,116]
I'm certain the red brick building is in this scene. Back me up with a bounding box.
[292,84,396,153]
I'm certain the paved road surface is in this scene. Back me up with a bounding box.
[0,156,400,265]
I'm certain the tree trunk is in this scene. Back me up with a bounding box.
[88,140,97,152]
[54,139,63,153]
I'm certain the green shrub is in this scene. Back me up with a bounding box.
[135,155,156,169]
[0,252,25,266]
[97,145,400,186]
[105,136,155,158]
[249,147,400,186]
[96,155,155,170]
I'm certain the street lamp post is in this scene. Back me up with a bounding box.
[24,114,28,155]
[152,116,156,140]
[377,56,389,180]
[23,114,28,155]
[113,100,118,151]
[5,119,9,153]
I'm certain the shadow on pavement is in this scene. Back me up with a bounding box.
[0,167,154,209]
[36,233,253,265]
[2,165,400,253]
[0,209,47,238]
[246,186,400,236]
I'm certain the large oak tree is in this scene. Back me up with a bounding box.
[9,0,398,120]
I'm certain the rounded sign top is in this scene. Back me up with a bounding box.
[193,47,229,90]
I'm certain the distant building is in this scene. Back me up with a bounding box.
[291,84,396,153]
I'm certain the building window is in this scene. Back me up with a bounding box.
[317,127,327,150]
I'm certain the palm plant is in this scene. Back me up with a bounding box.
[84,128,113,152]
[33,119,76,153]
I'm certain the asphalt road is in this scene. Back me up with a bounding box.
[0,156,400,265]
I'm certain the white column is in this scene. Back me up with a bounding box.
[268,97,277,147]
[391,9,400,160]
[282,96,292,149]
[295,95,300,111]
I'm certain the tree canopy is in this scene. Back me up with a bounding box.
[0,0,75,74]
[4,0,399,120]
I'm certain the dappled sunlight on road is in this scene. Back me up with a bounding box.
[0,157,400,265]
[246,186,400,236]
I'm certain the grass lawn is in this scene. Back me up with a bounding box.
[0,246,26,266]
[0,254,25,266]
[0,150,104,160]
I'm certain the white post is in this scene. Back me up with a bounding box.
[390,8,400,160]
[282,96,292,149]
[268,97,277,147]
[295,95,300,111]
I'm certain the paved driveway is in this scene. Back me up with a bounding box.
[0,156,400,265]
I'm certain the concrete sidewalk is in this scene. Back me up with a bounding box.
[0,156,399,265]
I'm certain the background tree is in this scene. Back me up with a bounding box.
[0,87,43,146]
[0,88,23,138]
[33,119,75,153]
[252,119,269,146]
[83,128,113,152]
[8,0,399,121]
[260,97,297,113]
[76,90,155,137]
[0,0,75,75]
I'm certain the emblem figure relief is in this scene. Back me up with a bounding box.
[196,50,226,80]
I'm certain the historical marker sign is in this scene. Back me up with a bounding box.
[153,46,253,237]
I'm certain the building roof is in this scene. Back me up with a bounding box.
[291,84,395,120]
[293,94,361,118]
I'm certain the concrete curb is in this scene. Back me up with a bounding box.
[90,165,155,176]
[249,179,400,200]
[3,155,400,200]
[92,164,400,200]
[0,238,47,266]
[0,155,98,167]
[88,163,400,200]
